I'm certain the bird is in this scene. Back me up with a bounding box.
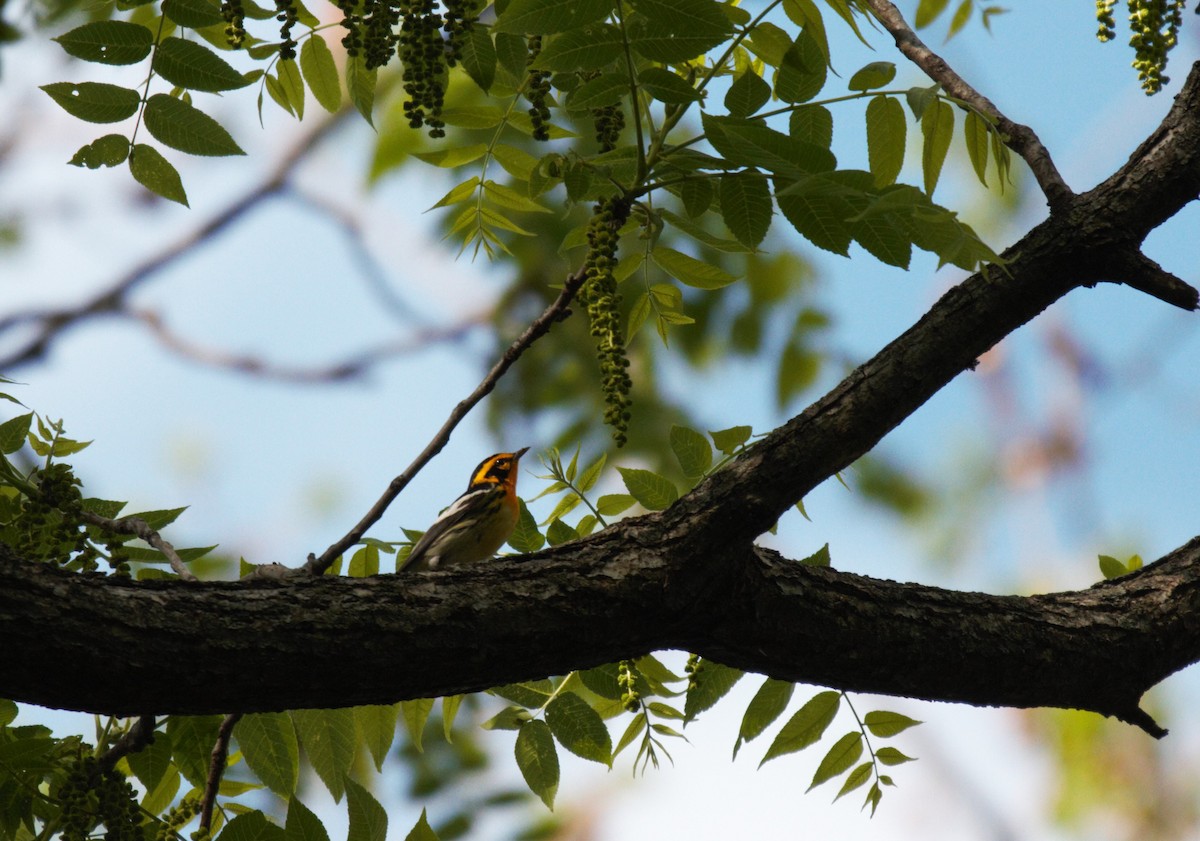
[399,448,530,572]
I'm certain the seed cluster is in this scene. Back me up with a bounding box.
[442,0,481,66]
[361,0,401,69]
[275,0,299,60]
[9,463,86,565]
[581,196,634,446]
[398,0,448,135]
[524,35,553,141]
[592,102,625,152]
[618,660,641,713]
[221,0,246,48]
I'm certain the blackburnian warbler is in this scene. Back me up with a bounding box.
[400,448,529,572]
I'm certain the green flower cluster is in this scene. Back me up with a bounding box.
[58,756,142,841]
[155,794,201,841]
[581,196,633,446]
[524,35,552,142]
[1098,0,1188,94]
[618,659,641,713]
[8,463,86,565]
[398,0,448,136]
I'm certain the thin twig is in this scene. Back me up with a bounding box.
[863,0,1073,207]
[197,713,242,835]
[127,308,487,383]
[0,107,355,373]
[304,267,589,575]
[97,715,156,773]
[80,511,197,582]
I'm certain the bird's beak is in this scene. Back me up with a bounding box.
[513,447,530,461]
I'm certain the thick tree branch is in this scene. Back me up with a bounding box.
[2,533,1197,736]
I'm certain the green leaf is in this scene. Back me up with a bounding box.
[576,453,606,493]
[800,543,831,566]
[460,26,497,91]
[596,493,636,516]
[612,713,647,759]
[653,246,737,290]
[494,0,614,34]
[155,37,249,92]
[719,170,772,249]
[284,798,330,841]
[733,678,793,759]
[0,699,17,727]
[140,765,181,816]
[568,72,627,109]
[835,761,874,801]
[948,0,973,39]
[865,95,906,188]
[400,698,433,753]
[760,690,839,767]
[167,715,222,787]
[290,708,356,801]
[0,414,32,454]
[789,105,833,148]
[724,69,770,118]
[217,811,283,841]
[545,518,578,546]
[808,731,862,791]
[347,544,380,577]
[508,498,545,552]
[126,730,174,790]
[278,58,305,120]
[684,659,743,722]
[628,0,731,61]
[775,30,826,103]
[709,425,752,454]
[914,0,951,28]
[481,706,533,731]
[745,20,791,66]
[162,0,224,27]
[702,114,836,176]
[863,710,921,737]
[144,93,244,156]
[848,61,896,92]
[677,179,714,218]
[963,110,990,186]
[346,55,377,125]
[638,67,702,103]
[124,507,186,530]
[404,809,439,841]
[301,36,341,112]
[920,98,953,195]
[875,746,915,765]
[617,466,679,511]
[414,144,489,168]
[355,704,398,770]
[41,82,139,123]
[515,720,559,810]
[345,778,387,841]
[54,21,152,65]
[669,425,712,478]
[773,173,856,255]
[492,679,555,708]
[545,692,612,766]
[1098,553,1126,580]
[579,663,623,700]
[238,712,299,797]
[69,134,130,169]
[532,23,622,70]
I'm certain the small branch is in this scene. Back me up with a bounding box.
[127,308,486,383]
[1110,251,1199,311]
[81,511,197,582]
[304,266,589,575]
[197,713,241,835]
[0,107,354,373]
[97,715,155,772]
[863,0,1073,206]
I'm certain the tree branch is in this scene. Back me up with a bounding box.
[198,713,241,835]
[304,266,588,574]
[864,0,1072,206]
[2,532,1196,737]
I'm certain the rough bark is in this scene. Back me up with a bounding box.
[2,64,1199,736]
